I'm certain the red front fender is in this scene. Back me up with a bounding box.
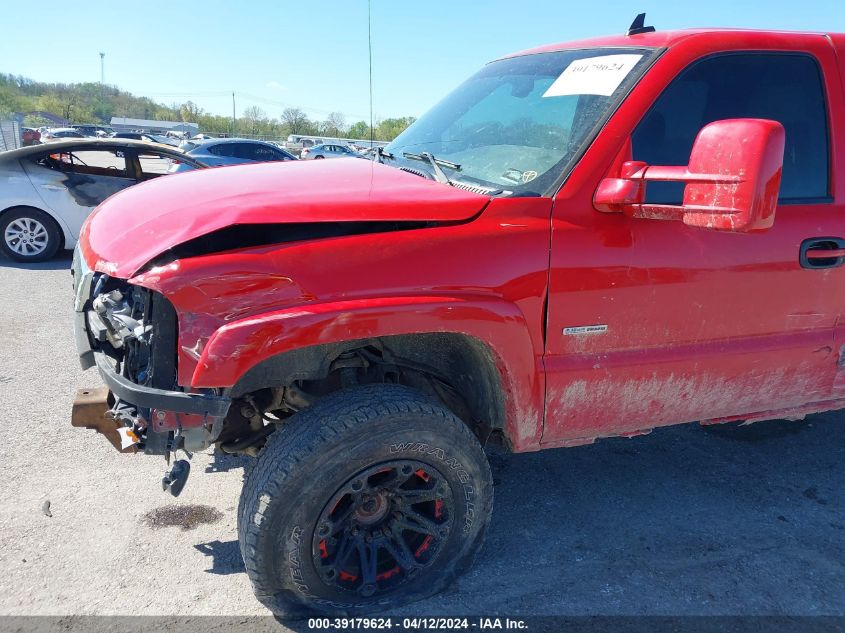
[191,295,545,451]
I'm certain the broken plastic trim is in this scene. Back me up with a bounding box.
[92,350,230,417]
[138,221,439,272]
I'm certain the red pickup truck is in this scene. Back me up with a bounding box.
[71,24,845,614]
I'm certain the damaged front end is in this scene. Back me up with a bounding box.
[71,247,230,467]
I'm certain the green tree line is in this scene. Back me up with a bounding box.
[0,73,415,141]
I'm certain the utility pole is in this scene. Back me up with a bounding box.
[368,0,374,146]
[232,92,236,137]
[99,52,105,123]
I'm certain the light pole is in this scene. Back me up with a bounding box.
[99,53,105,122]
[368,0,373,145]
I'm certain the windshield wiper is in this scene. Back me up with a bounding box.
[402,151,460,186]
[372,147,395,164]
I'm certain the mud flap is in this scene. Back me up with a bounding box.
[71,386,137,454]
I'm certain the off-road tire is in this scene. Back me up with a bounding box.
[0,207,61,262]
[238,384,493,616]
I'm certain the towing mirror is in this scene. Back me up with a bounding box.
[594,119,785,232]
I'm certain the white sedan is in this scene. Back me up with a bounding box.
[0,139,206,262]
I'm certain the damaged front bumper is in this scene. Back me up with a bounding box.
[90,349,230,418]
[71,247,231,452]
[72,248,96,370]
[71,386,137,453]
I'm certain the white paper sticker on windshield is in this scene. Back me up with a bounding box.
[543,54,643,98]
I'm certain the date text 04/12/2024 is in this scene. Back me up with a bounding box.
[307,618,529,630]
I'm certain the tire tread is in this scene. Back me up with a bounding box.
[238,383,491,616]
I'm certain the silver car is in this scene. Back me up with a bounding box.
[0,139,205,262]
[169,138,296,173]
[300,143,360,160]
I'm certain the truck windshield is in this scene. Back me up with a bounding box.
[385,47,656,196]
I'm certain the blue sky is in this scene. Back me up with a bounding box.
[1,0,843,124]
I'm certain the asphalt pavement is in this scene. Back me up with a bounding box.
[0,252,843,622]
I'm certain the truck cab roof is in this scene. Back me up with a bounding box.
[505,28,845,59]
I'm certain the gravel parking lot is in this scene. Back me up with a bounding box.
[0,253,844,622]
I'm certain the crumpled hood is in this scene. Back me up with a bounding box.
[80,158,490,278]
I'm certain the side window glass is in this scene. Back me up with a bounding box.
[216,144,242,158]
[30,150,128,178]
[137,152,173,179]
[250,145,277,161]
[230,143,253,160]
[632,53,829,203]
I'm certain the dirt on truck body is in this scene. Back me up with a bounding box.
[71,19,845,615]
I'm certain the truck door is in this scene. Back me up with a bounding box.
[543,48,844,445]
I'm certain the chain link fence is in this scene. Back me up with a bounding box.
[0,120,21,151]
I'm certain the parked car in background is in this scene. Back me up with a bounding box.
[267,140,290,152]
[300,143,360,159]
[41,128,84,142]
[286,135,325,149]
[183,133,215,145]
[169,138,296,173]
[150,135,180,147]
[72,124,114,138]
[21,128,41,146]
[0,139,206,262]
[112,132,179,147]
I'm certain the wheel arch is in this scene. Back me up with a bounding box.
[231,332,506,435]
[198,297,545,451]
[0,204,69,251]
